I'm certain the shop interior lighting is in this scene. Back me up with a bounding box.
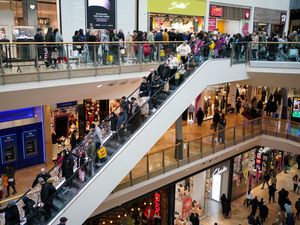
[124,213,127,217]
[131,208,134,211]
[110,221,113,224]
[138,208,141,211]
[117,215,120,218]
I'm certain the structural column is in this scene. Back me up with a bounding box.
[281,88,288,119]
[175,116,183,160]
[22,0,38,28]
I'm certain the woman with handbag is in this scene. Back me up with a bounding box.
[4,165,17,197]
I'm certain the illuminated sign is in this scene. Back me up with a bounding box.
[154,192,161,217]
[168,2,190,10]
[245,9,250,20]
[210,5,223,17]
[280,13,287,24]
[213,165,228,176]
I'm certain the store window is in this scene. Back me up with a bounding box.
[231,147,284,200]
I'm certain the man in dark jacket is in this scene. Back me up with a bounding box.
[34,28,45,67]
[295,198,300,219]
[39,177,56,221]
[0,200,20,225]
[150,75,164,109]
[117,107,128,144]
[268,183,277,203]
[62,150,74,186]
[31,167,50,188]
[45,27,55,66]
[251,196,259,216]
[22,196,36,225]
[196,108,204,126]
[259,203,269,224]
[212,110,220,131]
[70,130,78,150]
[278,188,289,210]
[139,77,150,97]
[58,217,68,225]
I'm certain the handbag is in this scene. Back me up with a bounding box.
[160,49,165,57]
[97,146,107,159]
[120,48,126,55]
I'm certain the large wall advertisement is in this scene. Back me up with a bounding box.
[87,0,116,29]
[148,0,206,17]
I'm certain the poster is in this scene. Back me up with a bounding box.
[182,197,192,219]
[208,18,217,32]
[87,0,116,29]
[22,130,38,157]
[0,134,17,164]
[0,25,9,40]
[292,97,300,120]
[240,20,249,36]
[12,26,35,40]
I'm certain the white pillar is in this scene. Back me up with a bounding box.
[204,0,210,31]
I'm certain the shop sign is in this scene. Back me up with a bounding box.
[244,9,250,20]
[213,165,228,176]
[210,5,223,17]
[258,147,271,154]
[154,192,161,217]
[280,13,287,24]
[208,18,217,32]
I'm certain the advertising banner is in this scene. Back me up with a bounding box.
[292,97,300,122]
[87,0,116,29]
[208,18,217,32]
[0,134,17,163]
[22,130,38,157]
[148,0,206,17]
[182,197,193,219]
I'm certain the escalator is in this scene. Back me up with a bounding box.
[22,59,248,225]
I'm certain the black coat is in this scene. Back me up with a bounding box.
[259,205,269,218]
[40,182,56,206]
[62,154,74,179]
[139,82,150,97]
[268,185,277,195]
[32,172,50,188]
[0,205,20,225]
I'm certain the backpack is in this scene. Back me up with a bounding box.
[155,32,163,42]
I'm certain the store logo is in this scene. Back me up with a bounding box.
[213,165,228,176]
[154,192,161,217]
[244,9,250,20]
[210,5,223,17]
[168,2,190,10]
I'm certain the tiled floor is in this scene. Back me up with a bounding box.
[201,165,300,225]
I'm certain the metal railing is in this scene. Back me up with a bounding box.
[0,41,182,84]
[231,42,300,65]
[113,117,300,192]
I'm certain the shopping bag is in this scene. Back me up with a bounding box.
[97,146,107,159]
[120,48,126,55]
[175,71,181,80]
[163,81,169,92]
[288,49,298,58]
[160,49,165,57]
[177,53,181,61]
[107,54,113,63]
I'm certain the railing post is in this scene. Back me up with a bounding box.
[286,121,290,139]
[233,127,236,145]
[162,149,165,173]
[0,50,4,84]
[251,122,254,138]
[34,45,40,81]
[138,43,142,65]
[200,138,203,158]
[265,117,268,134]
[212,133,215,153]
[260,117,263,135]
[66,44,71,78]
[117,44,121,74]
[275,119,278,137]
[158,43,161,63]
[243,122,246,141]
[129,171,133,186]
[187,142,190,163]
[146,154,150,179]
[93,43,97,69]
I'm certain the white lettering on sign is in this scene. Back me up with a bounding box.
[213,165,228,176]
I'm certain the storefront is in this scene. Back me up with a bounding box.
[231,146,284,200]
[174,160,231,224]
[208,4,251,35]
[195,84,230,120]
[0,0,58,41]
[148,0,206,32]
[253,7,287,35]
[85,185,173,225]
[0,106,45,173]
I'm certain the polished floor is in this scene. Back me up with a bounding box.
[202,164,300,225]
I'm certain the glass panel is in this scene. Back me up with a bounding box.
[131,156,147,179]
[201,135,213,157]
[148,151,163,172]
[235,125,244,142]
[164,146,178,168]
[244,122,252,139]
[224,127,234,146]
[188,139,201,158]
